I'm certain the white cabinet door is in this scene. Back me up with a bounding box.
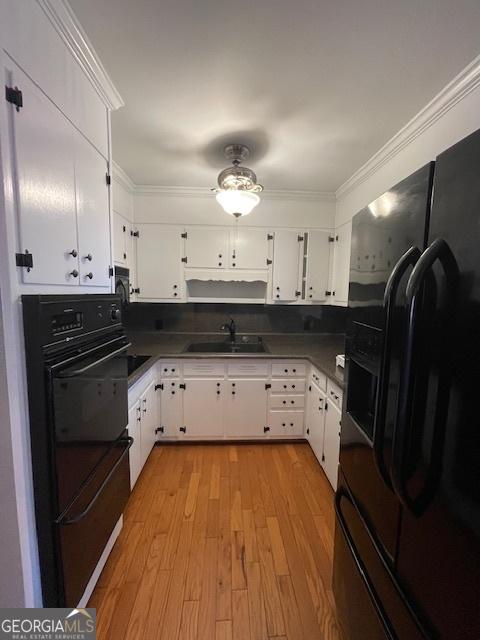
[323,400,341,490]
[229,228,268,270]
[74,131,111,287]
[113,212,128,266]
[160,379,183,436]
[306,230,330,302]
[185,228,229,268]
[136,225,183,299]
[272,230,302,301]
[127,402,142,489]
[306,384,326,465]
[225,379,268,437]
[183,379,224,437]
[10,64,78,285]
[140,380,157,467]
[333,221,352,305]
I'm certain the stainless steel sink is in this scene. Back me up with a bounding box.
[183,338,267,354]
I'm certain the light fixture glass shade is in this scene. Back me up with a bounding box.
[215,190,260,217]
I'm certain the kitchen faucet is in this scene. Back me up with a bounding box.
[221,318,236,343]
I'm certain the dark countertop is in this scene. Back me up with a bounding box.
[127,332,345,389]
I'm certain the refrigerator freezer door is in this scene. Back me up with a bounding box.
[394,129,480,640]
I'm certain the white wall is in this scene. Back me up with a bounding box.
[335,56,480,226]
[134,190,335,229]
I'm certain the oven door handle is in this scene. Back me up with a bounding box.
[57,342,131,378]
[56,436,133,525]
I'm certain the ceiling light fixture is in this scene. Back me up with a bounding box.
[213,144,263,217]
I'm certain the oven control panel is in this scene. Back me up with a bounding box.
[51,311,83,335]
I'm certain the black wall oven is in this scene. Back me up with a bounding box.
[22,294,132,607]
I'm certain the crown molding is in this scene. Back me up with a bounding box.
[336,53,480,200]
[133,184,335,202]
[37,0,124,110]
[112,161,135,193]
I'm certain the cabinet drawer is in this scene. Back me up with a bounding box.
[270,394,305,410]
[327,379,343,407]
[271,379,306,394]
[183,361,225,377]
[158,362,181,377]
[227,361,269,377]
[271,362,306,377]
[269,411,304,436]
[310,367,327,391]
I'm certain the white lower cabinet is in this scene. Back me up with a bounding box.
[127,402,142,488]
[139,380,158,467]
[159,379,183,436]
[183,379,224,437]
[269,411,304,437]
[306,375,343,490]
[323,400,341,490]
[225,379,268,438]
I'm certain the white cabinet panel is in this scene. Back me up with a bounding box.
[160,379,183,436]
[113,212,128,266]
[323,400,341,490]
[271,363,306,377]
[183,361,225,377]
[75,132,111,287]
[227,361,269,377]
[185,228,228,268]
[306,230,330,302]
[140,380,157,467]
[136,225,183,299]
[229,228,268,270]
[306,384,326,465]
[272,230,302,301]
[183,379,224,437]
[271,379,306,394]
[10,64,78,285]
[128,402,142,489]
[225,379,268,438]
[333,221,352,305]
[270,394,305,410]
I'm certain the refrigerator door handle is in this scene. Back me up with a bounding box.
[373,246,421,489]
[392,238,458,511]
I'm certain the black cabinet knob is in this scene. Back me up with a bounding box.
[173,284,178,289]
[218,262,222,266]
[174,292,178,297]
[217,382,220,386]
[85,272,93,279]
[276,286,280,290]
[276,294,280,298]
[232,391,236,395]
[84,253,93,261]
[69,249,78,258]
[283,400,286,405]
[217,390,220,395]
[70,269,78,278]
[232,263,236,267]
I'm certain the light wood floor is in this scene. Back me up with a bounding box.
[89,443,341,640]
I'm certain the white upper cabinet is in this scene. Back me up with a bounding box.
[74,132,111,287]
[11,64,79,286]
[306,230,331,302]
[185,228,228,268]
[136,225,184,300]
[229,228,268,270]
[272,230,303,301]
[113,212,128,266]
[332,220,352,305]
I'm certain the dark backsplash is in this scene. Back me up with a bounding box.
[124,303,347,334]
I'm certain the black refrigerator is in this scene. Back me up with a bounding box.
[333,129,480,639]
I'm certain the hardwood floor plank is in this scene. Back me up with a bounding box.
[207,498,220,538]
[184,471,201,520]
[242,509,259,562]
[266,516,289,576]
[178,601,199,640]
[210,461,221,499]
[230,489,243,531]
[256,527,285,637]
[215,620,233,640]
[246,561,268,640]
[231,530,247,590]
[141,570,171,640]
[197,536,219,640]
[277,574,305,640]
[216,529,232,621]
[184,534,206,601]
[232,590,251,640]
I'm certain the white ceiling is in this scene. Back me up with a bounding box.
[70,0,480,192]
